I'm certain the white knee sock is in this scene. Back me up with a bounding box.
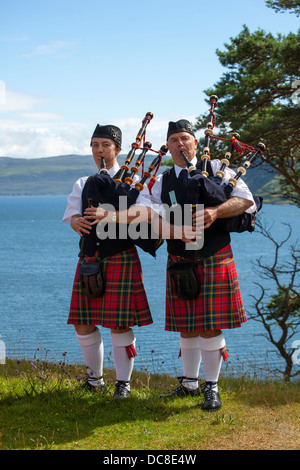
[180,336,202,390]
[75,327,104,385]
[111,329,136,385]
[199,333,226,392]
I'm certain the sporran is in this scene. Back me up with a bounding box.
[167,261,200,300]
[78,261,106,299]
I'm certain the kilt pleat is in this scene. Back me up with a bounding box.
[68,247,153,328]
[165,244,246,332]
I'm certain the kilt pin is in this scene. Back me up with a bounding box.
[68,246,153,328]
[165,244,246,332]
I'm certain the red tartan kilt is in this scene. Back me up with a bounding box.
[166,244,246,332]
[68,247,153,328]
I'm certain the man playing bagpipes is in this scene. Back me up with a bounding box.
[63,123,154,399]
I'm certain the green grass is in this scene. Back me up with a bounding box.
[0,358,299,450]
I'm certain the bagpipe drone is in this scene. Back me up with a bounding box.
[80,113,167,258]
[183,95,264,233]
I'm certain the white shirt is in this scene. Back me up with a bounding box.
[143,156,257,219]
[62,163,151,223]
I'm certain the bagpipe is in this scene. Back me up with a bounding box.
[183,95,265,233]
[80,113,168,257]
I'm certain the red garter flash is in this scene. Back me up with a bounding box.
[220,346,229,361]
[125,344,138,359]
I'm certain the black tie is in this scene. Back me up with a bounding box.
[179,168,188,186]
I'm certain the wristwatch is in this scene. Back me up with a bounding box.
[111,211,117,223]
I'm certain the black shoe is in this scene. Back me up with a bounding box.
[113,380,131,400]
[80,376,107,392]
[201,381,222,411]
[159,377,200,398]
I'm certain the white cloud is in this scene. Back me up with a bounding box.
[0,89,46,112]
[114,114,202,155]
[0,88,63,128]
[21,112,63,121]
[0,81,5,105]
[0,125,91,158]
[0,108,204,159]
[114,116,169,152]
[23,40,77,58]
[0,87,202,159]
[0,88,89,158]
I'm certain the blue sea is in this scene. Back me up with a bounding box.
[0,196,299,380]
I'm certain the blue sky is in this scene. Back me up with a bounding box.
[0,0,299,158]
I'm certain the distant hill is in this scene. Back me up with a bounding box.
[0,154,97,196]
[0,154,282,202]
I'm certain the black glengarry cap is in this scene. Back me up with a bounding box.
[167,119,195,140]
[91,124,122,147]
